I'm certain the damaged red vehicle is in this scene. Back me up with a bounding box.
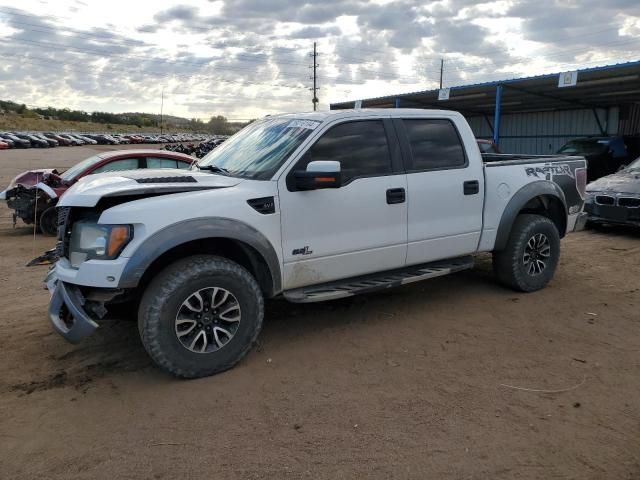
[0,149,194,235]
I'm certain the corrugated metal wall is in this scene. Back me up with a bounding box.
[618,104,640,135]
[466,107,619,154]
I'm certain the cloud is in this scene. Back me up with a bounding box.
[509,0,640,46]
[288,26,341,39]
[154,5,200,22]
[0,1,637,119]
[137,24,160,34]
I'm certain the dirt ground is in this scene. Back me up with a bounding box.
[0,146,639,479]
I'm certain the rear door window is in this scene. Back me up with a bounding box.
[146,157,181,169]
[402,119,466,171]
[91,158,141,174]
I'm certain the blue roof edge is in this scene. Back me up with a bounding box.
[330,59,640,106]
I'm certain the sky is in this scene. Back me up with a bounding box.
[0,0,639,121]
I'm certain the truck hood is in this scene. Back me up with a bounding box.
[59,168,244,207]
[587,170,640,195]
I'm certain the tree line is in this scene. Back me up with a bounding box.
[0,100,248,134]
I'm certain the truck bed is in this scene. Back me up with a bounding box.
[482,153,582,166]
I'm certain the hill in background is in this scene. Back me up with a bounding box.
[0,100,250,135]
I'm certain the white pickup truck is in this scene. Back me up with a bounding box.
[46,109,588,378]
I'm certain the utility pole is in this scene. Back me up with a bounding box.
[310,42,319,111]
[160,87,164,134]
[439,59,444,89]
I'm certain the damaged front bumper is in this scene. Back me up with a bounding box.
[47,274,99,344]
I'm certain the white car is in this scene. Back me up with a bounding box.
[46,109,588,378]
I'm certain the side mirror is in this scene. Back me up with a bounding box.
[294,160,342,190]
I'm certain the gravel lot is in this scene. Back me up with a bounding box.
[0,145,639,479]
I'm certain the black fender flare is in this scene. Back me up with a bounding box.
[117,217,282,294]
[494,181,567,251]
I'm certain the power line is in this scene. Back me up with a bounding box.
[1,5,316,63]
[5,20,313,68]
[7,37,312,80]
[3,39,316,87]
[0,52,309,91]
[1,17,149,48]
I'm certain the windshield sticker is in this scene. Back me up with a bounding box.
[287,120,319,130]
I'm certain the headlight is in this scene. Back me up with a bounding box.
[69,219,132,267]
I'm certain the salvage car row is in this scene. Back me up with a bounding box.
[0,132,210,149]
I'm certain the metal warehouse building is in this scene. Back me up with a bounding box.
[330,61,640,155]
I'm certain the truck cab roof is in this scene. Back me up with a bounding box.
[271,108,464,122]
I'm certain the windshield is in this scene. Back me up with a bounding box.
[557,140,608,156]
[196,117,319,180]
[60,154,103,181]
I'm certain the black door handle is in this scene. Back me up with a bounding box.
[386,188,406,204]
[463,180,479,195]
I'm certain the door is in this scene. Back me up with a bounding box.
[279,119,407,290]
[394,118,484,265]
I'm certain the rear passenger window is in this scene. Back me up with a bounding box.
[147,157,180,169]
[92,158,140,174]
[301,120,392,183]
[403,119,466,171]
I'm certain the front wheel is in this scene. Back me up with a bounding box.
[39,206,58,236]
[493,214,560,292]
[138,255,264,378]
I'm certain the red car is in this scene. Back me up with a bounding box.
[44,133,72,146]
[0,140,9,150]
[125,135,145,144]
[0,149,194,235]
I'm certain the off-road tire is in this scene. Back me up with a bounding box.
[138,255,264,378]
[39,206,58,236]
[493,214,560,292]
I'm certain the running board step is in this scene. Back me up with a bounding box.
[283,256,474,303]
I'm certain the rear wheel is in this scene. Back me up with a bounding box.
[493,214,560,292]
[138,255,264,378]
